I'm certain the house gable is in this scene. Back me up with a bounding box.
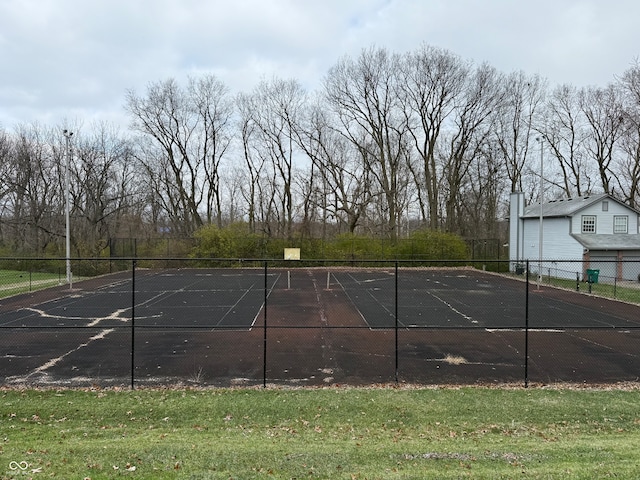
[509,192,640,282]
[569,197,639,235]
[520,193,640,238]
[510,192,640,274]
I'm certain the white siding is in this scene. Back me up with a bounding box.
[522,216,583,279]
[523,217,582,260]
[570,199,639,235]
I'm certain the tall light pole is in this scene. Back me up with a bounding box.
[63,129,73,288]
[536,136,544,289]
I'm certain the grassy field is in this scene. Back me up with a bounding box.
[523,273,640,305]
[2,386,640,479]
[0,270,63,298]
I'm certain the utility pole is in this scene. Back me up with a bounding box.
[536,136,544,290]
[63,129,73,288]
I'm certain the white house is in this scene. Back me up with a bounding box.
[509,192,640,282]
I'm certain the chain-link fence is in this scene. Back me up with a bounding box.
[1,258,640,388]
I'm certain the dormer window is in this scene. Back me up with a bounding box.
[614,215,628,234]
[582,215,596,233]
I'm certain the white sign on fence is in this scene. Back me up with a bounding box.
[284,248,300,260]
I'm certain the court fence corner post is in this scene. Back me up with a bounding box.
[263,260,268,388]
[131,259,136,390]
[395,260,399,384]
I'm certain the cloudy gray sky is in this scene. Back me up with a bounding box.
[1,0,638,130]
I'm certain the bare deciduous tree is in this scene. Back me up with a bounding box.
[494,71,546,199]
[295,102,373,234]
[244,78,307,239]
[617,63,640,207]
[325,47,409,240]
[543,84,591,197]
[441,62,502,233]
[126,75,232,235]
[73,123,137,255]
[579,84,625,195]
[4,124,60,253]
[235,92,265,234]
[398,44,469,229]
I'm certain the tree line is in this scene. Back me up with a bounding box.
[2,44,640,258]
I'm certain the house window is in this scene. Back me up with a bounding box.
[602,201,609,212]
[614,215,628,234]
[582,215,596,233]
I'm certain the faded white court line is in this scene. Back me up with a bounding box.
[87,308,130,326]
[24,307,158,325]
[485,328,566,333]
[308,271,328,324]
[23,328,115,379]
[426,291,477,324]
[24,307,131,325]
[14,305,137,381]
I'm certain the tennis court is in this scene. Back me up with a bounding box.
[330,268,640,329]
[1,264,640,387]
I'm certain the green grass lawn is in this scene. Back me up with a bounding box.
[458,269,640,306]
[2,386,640,479]
[0,270,63,298]
[517,273,640,305]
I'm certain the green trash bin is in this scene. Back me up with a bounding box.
[586,269,599,283]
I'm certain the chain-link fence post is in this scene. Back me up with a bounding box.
[131,259,136,390]
[395,260,399,384]
[524,259,530,388]
[263,260,268,388]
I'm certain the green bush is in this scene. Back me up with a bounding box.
[192,224,233,258]
[192,223,269,259]
[394,229,469,260]
[320,233,383,259]
[189,225,470,262]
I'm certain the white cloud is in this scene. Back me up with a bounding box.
[0,0,639,129]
